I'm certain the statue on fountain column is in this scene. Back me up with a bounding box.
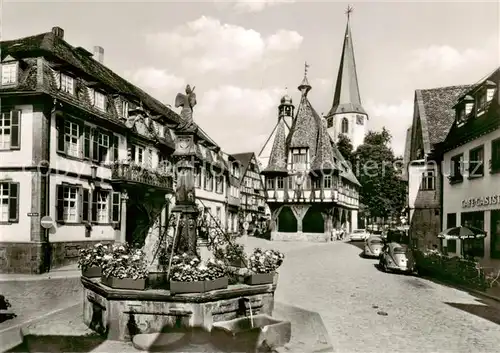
[175,84,197,132]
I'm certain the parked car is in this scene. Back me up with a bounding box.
[363,236,384,258]
[379,242,415,274]
[349,229,370,241]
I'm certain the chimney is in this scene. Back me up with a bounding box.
[51,27,64,39]
[93,46,104,64]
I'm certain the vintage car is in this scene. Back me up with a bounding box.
[379,242,415,274]
[349,229,370,241]
[363,236,384,258]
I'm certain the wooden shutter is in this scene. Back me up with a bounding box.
[112,135,119,162]
[91,129,98,161]
[78,187,83,222]
[111,192,121,222]
[83,126,91,159]
[56,117,66,153]
[56,185,64,221]
[8,182,19,222]
[10,110,21,150]
[91,189,98,222]
[82,189,90,222]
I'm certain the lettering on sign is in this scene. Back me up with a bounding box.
[27,213,39,217]
[462,195,500,208]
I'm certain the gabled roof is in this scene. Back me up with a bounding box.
[0,30,219,148]
[263,119,288,174]
[288,93,320,153]
[231,152,255,182]
[401,126,412,181]
[415,85,473,154]
[441,68,500,152]
[311,117,336,171]
[327,18,366,116]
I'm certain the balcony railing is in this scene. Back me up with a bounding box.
[111,162,173,190]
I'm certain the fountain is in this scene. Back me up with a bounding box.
[81,85,290,351]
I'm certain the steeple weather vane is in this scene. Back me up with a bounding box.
[345,4,353,20]
[304,61,310,77]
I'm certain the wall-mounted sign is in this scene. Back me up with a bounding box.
[27,212,39,217]
[462,195,500,208]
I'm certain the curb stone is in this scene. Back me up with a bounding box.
[420,275,500,303]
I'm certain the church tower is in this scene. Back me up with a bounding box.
[325,6,368,150]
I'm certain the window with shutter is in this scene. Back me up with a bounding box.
[82,189,90,222]
[56,185,64,221]
[83,126,91,159]
[91,189,98,222]
[111,192,121,222]
[112,135,119,162]
[0,182,19,223]
[0,110,21,150]
[56,117,66,153]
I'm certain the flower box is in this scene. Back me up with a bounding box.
[246,273,274,285]
[229,258,246,268]
[101,276,146,290]
[170,277,229,294]
[205,277,228,292]
[82,266,101,278]
[170,280,206,294]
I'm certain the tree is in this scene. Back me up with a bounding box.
[336,134,355,167]
[353,128,407,224]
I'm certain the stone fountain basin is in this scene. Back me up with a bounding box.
[211,314,291,352]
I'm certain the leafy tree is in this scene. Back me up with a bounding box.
[336,134,355,167]
[353,128,406,223]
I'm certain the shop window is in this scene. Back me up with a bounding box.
[461,211,485,258]
[491,210,500,259]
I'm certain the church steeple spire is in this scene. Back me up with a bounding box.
[298,61,311,96]
[327,5,366,116]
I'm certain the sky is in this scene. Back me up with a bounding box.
[1,0,499,156]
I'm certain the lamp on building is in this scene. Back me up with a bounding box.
[89,165,97,190]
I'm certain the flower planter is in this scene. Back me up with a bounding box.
[170,277,229,294]
[205,277,228,292]
[170,280,206,294]
[82,266,101,278]
[246,273,274,285]
[228,258,246,268]
[101,276,146,290]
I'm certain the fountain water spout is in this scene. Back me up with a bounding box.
[242,298,254,328]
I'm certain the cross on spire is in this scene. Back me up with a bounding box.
[345,4,353,20]
[304,61,310,77]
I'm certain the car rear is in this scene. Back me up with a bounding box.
[387,246,410,272]
[364,238,383,257]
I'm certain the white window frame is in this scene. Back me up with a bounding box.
[64,121,80,158]
[135,145,144,165]
[0,182,9,222]
[1,63,18,85]
[0,112,12,150]
[63,186,79,222]
[94,91,106,111]
[421,170,435,191]
[97,132,110,163]
[323,175,332,189]
[60,73,74,94]
[96,190,109,223]
[122,101,129,119]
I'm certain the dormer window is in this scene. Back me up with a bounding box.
[486,80,497,102]
[465,102,474,115]
[1,62,18,85]
[457,108,466,125]
[121,101,129,119]
[94,91,106,111]
[60,73,74,94]
[455,95,474,125]
[477,92,487,112]
[291,148,308,171]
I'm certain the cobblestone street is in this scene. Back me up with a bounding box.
[255,238,500,353]
[2,238,500,352]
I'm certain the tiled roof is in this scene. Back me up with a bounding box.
[327,19,366,116]
[311,117,336,171]
[417,85,473,150]
[402,126,412,181]
[231,152,255,181]
[0,30,219,148]
[288,94,319,154]
[263,118,288,174]
[441,68,500,151]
